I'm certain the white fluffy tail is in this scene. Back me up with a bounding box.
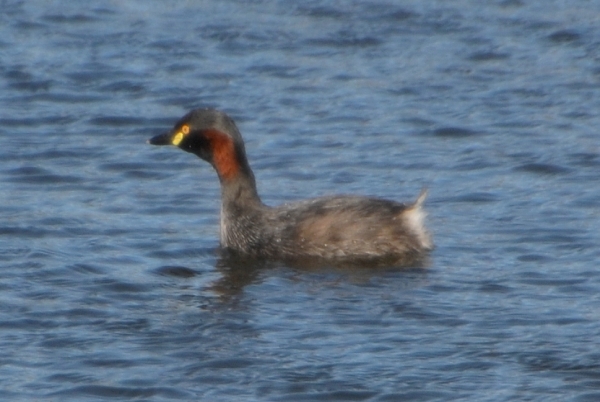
[414,188,428,209]
[404,188,433,250]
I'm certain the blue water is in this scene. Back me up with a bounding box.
[2,1,600,400]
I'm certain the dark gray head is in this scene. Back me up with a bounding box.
[149,108,252,182]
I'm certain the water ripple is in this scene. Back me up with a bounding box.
[1,1,599,401]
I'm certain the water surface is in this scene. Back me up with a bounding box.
[1,1,600,400]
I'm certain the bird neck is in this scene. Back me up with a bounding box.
[219,165,262,209]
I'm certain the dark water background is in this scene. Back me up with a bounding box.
[1,1,600,400]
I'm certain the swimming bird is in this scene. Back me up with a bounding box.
[149,108,432,265]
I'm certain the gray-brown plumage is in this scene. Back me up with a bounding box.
[149,108,432,265]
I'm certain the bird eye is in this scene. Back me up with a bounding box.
[181,125,190,135]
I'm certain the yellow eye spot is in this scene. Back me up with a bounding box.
[172,132,184,146]
[181,125,190,134]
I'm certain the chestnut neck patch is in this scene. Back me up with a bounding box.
[204,129,241,181]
